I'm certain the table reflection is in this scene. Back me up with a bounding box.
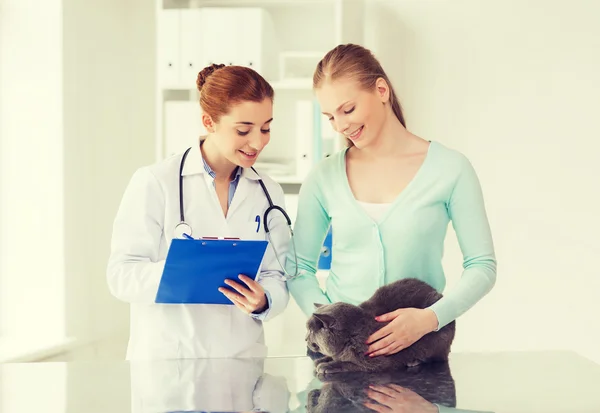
[306,361,456,412]
[127,356,492,413]
[1,350,598,412]
[129,357,290,413]
[294,360,492,413]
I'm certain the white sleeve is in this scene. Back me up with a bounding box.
[106,167,166,304]
[252,180,290,321]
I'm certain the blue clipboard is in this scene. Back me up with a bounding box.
[156,238,268,305]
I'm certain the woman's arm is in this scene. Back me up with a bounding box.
[286,170,332,317]
[428,155,497,330]
[106,167,167,304]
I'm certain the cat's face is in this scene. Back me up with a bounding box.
[306,302,367,357]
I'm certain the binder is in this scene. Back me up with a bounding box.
[157,9,181,88]
[295,99,314,179]
[156,238,269,305]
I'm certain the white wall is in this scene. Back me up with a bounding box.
[0,0,156,349]
[365,0,600,362]
[61,0,156,343]
[0,0,66,339]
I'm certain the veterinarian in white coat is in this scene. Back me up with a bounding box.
[107,64,289,360]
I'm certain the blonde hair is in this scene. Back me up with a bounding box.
[313,44,406,146]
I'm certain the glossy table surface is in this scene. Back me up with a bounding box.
[0,350,599,413]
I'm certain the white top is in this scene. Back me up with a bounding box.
[356,200,392,222]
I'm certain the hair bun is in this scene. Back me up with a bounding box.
[197,63,226,91]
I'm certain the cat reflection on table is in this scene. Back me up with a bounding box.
[305,278,456,378]
[306,360,456,413]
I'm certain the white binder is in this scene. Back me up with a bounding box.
[295,100,314,180]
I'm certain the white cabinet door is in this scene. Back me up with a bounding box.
[157,10,181,89]
[233,8,262,73]
[197,8,238,68]
[180,8,206,89]
[159,8,277,87]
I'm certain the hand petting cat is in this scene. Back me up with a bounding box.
[366,308,439,357]
[218,274,268,314]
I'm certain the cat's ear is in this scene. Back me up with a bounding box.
[314,303,325,309]
[315,313,336,329]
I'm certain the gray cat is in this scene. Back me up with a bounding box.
[306,278,455,377]
[306,361,456,413]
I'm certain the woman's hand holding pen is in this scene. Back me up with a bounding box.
[219,274,268,314]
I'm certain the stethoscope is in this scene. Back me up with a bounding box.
[173,146,299,280]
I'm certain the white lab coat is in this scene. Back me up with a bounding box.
[129,357,290,413]
[107,145,290,360]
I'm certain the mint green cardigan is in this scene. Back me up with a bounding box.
[285,141,497,330]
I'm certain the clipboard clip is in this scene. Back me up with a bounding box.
[181,234,240,241]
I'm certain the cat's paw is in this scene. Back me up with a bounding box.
[315,356,334,366]
[316,360,357,380]
[313,356,333,370]
[312,356,333,377]
[315,361,331,376]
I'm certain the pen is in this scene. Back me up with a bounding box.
[182,233,194,240]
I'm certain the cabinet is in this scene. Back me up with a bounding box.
[155,0,366,186]
[158,7,278,89]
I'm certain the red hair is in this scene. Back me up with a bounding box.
[196,64,274,122]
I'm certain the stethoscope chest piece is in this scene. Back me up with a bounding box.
[173,221,192,239]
